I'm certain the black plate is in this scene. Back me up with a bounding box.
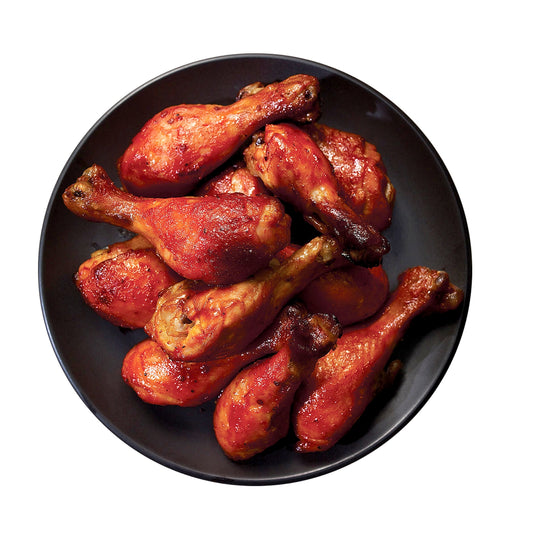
[39,54,471,485]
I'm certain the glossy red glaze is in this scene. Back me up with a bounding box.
[293,266,464,453]
[117,74,320,197]
[63,165,291,285]
[195,161,269,197]
[299,264,389,326]
[303,123,395,231]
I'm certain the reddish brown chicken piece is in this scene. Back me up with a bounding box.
[194,161,270,197]
[302,123,395,231]
[145,235,342,362]
[75,235,180,329]
[62,165,291,285]
[117,74,320,197]
[213,312,341,461]
[244,123,389,266]
[275,243,389,326]
[122,303,323,406]
[299,264,389,326]
[292,266,464,453]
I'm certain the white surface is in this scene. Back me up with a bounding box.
[3,1,531,531]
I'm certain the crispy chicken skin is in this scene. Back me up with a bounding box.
[62,165,291,285]
[75,235,180,329]
[122,303,323,407]
[117,74,320,197]
[302,123,395,231]
[292,266,464,453]
[213,312,341,461]
[299,264,389,326]
[144,236,342,362]
[244,123,389,266]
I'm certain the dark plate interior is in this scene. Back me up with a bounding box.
[39,54,471,485]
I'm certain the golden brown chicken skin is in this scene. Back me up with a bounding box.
[62,165,291,285]
[122,303,320,407]
[75,235,180,329]
[213,312,341,461]
[302,123,395,231]
[117,74,320,197]
[244,123,389,266]
[145,236,342,362]
[292,266,464,453]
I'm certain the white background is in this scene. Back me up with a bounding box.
[3,1,531,531]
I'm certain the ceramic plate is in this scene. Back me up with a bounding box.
[39,54,471,485]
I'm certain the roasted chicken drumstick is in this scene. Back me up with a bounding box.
[302,123,395,231]
[118,74,320,197]
[213,311,341,461]
[292,266,464,453]
[244,123,389,266]
[145,236,342,362]
[63,165,291,285]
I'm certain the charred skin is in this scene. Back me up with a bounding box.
[122,303,324,407]
[75,235,180,329]
[62,165,291,285]
[292,266,464,453]
[144,236,342,362]
[213,312,341,461]
[117,74,321,197]
[244,123,389,266]
[302,123,395,231]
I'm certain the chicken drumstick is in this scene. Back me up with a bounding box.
[63,165,291,285]
[292,266,464,453]
[213,311,341,461]
[302,123,395,231]
[118,74,320,197]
